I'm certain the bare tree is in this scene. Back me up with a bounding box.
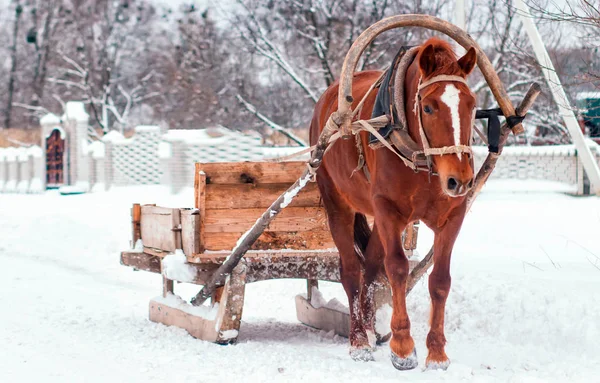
[223,0,446,136]
[5,3,24,129]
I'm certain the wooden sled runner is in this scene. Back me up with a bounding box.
[121,161,420,343]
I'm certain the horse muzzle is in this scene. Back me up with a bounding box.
[443,175,473,197]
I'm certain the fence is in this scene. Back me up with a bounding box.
[0,146,44,194]
[1,122,599,195]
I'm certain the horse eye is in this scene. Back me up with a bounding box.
[423,105,433,114]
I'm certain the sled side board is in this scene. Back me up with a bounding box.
[195,161,335,252]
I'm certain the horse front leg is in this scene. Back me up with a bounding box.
[426,207,467,370]
[374,200,417,370]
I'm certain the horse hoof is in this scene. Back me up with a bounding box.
[390,348,418,370]
[350,347,375,362]
[425,359,450,371]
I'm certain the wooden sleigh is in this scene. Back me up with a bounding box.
[121,14,541,346]
[121,161,420,343]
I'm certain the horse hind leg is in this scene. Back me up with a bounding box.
[358,220,392,346]
[317,177,372,361]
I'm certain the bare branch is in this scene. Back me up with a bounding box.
[236,94,307,147]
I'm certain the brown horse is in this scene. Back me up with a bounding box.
[309,37,477,370]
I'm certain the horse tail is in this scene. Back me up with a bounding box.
[353,213,371,263]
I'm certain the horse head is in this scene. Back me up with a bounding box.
[407,38,477,197]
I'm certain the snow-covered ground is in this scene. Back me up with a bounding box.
[1,181,600,382]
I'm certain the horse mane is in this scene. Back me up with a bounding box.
[416,37,463,78]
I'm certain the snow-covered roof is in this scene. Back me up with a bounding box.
[102,131,126,143]
[576,92,600,101]
[135,125,161,133]
[162,126,257,145]
[40,113,61,126]
[88,141,105,159]
[27,145,43,158]
[3,147,17,161]
[63,101,89,121]
[17,147,29,161]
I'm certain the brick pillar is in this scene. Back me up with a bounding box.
[62,102,91,192]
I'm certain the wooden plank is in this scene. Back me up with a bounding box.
[307,279,319,301]
[203,230,334,251]
[163,276,174,297]
[403,221,419,251]
[189,249,338,263]
[140,205,180,252]
[205,183,322,209]
[148,263,246,344]
[122,251,220,284]
[173,208,182,250]
[120,252,160,273]
[197,161,306,185]
[141,205,176,216]
[181,209,200,256]
[142,246,170,258]
[295,295,350,338]
[194,163,201,209]
[189,250,342,283]
[204,207,328,233]
[149,299,219,342]
[214,263,246,344]
[195,166,206,252]
[132,203,141,245]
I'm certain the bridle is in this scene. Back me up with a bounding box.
[412,74,474,171]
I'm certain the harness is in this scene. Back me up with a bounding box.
[269,47,526,182]
[366,47,473,175]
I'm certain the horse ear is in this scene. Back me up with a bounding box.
[418,44,436,77]
[457,47,477,75]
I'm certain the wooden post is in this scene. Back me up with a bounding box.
[171,208,182,251]
[402,221,419,257]
[307,279,319,301]
[194,164,206,253]
[132,203,141,247]
[516,0,600,194]
[163,276,174,298]
[336,14,525,136]
[161,251,174,298]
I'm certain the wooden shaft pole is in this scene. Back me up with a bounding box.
[336,14,524,137]
[516,0,600,194]
[466,83,542,209]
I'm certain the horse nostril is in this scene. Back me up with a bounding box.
[447,177,458,191]
[468,179,474,188]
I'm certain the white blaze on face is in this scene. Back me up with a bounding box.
[440,84,462,160]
